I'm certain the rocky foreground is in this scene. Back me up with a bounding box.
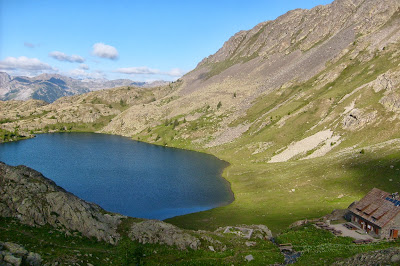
[0,161,276,264]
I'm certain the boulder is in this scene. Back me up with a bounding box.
[129,220,200,250]
[391,254,400,263]
[4,253,22,266]
[26,252,42,266]
[245,254,254,262]
[3,242,28,256]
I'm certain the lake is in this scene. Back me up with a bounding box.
[0,133,233,220]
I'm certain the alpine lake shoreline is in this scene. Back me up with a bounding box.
[1,129,400,265]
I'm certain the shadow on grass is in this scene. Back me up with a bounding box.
[326,150,400,195]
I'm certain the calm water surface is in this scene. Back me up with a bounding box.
[0,133,233,220]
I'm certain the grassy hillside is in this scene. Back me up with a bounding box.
[167,142,400,232]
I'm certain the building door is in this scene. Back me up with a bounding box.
[391,229,399,239]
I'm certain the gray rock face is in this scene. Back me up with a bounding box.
[333,247,400,265]
[128,220,201,250]
[0,242,41,266]
[0,162,123,244]
[3,243,27,257]
[201,0,400,66]
[217,224,273,240]
[391,254,400,263]
[342,109,377,131]
[3,253,22,265]
[26,252,42,266]
[182,0,400,100]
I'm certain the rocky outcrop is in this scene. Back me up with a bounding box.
[374,70,400,112]
[128,220,201,250]
[0,241,42,266]
[128,220,273,251]
[217,224,273,240]
[342,109,377,131]
[0,162,123,244]
[332,247,400,265]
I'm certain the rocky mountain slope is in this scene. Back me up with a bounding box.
[0,72,168,103]
[1,0,400,232]
[95,0,400,153]
[0,82,178,139]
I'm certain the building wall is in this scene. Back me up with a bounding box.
[350,212,400,239]
[350,213,381,238]
[381,214,400,239]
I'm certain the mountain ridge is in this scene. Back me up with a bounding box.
[0,72,169,103]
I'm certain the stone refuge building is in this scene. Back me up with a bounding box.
[348,188,400,239]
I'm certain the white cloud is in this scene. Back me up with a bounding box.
[167,68,186,77]
[79,63,89,70]
[115,66,186,77]
[0,56,53,71]
[68,68,105,79]
[92,43,119,60]
[116,66,160,75]
[49,51,85,63]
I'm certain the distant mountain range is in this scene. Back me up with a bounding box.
[0,72,168,103]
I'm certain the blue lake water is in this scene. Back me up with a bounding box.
[0,133,233,220]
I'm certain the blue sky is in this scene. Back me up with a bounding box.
[0,0,333,81]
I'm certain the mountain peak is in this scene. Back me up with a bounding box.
[184,0,400,96]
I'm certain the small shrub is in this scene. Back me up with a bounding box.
[217,101,222,109]
[172,119,179,129]
[120,99,127,107]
